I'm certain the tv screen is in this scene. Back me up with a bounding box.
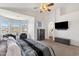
[55,21,68,30]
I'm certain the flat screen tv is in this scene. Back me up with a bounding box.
[55,21,68,30]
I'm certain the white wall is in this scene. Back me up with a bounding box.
[7,8,49,39]
[60,3,79,15]
[47,8,58,40]
[55,11,79,46]
[0,9,35,40]
[1,8,56,40]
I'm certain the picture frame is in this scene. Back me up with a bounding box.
[37,21,42,27]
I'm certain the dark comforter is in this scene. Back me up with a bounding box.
[17,39,54,56]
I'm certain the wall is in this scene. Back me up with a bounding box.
[0,9,35,40]
[6,8,49,39]
[60,3,79,15]
[1,8,56,40]
[47,7,59,40]
[55,11,79,46]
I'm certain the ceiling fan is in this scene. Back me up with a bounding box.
[34,3,54,13]
[47,3,54,6]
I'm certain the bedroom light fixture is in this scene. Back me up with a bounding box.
[39,3,54,13]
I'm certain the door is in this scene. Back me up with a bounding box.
[37,29,45,40]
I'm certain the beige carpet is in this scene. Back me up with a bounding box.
[41,39,79,56]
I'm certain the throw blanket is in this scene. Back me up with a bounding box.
[0,40,7,56]
[17,39,37,56]
[6,37,21,56]
[0,37,21,56]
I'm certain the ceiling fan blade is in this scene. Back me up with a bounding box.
[48,3,54,6]
[48,9,51,12]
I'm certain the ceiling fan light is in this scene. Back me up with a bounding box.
[39,3,53,13]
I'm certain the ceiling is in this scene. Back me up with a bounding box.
[0,3,55,12]
[0,3,79,16]
[0,3,43,16]
[0,3,64,10]
[0,3,40,9]
[0,3,56,17]
[0,3,76,10]
[0,3,79,10]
